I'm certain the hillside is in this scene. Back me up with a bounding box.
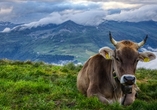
[0,60,157,109]
[0,20,157,63]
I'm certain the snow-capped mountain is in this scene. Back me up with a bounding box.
[0,20,157,65]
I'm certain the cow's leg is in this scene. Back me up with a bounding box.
[87,84,110,104]
[77,72,89,96]
[77,82,87,95]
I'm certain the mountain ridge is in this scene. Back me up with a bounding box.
[0,20,157,64]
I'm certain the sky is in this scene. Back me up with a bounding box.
[0,0,157,26]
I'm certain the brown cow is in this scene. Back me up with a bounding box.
[77,32,156,105]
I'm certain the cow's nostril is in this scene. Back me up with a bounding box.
[123,75,135,85]
[124,76,135,81]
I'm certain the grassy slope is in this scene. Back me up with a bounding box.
[0,59,157,110]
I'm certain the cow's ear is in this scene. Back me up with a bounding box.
[99,47,114,60]
[139,52,156,62]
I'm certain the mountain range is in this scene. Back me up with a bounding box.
[0,20,157,64]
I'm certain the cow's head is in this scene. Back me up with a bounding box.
[99,32,156,86]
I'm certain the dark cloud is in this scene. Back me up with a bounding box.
[0,1,101,23]
[0,0,157,25]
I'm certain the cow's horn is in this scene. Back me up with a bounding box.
[137,35,148,48]
[109,31,117,46]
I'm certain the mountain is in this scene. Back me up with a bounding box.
[0,20,157,64]
[0,22,20,32]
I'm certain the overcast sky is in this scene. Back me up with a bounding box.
[0,0,157,26]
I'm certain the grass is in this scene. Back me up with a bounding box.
[0,59,157,110]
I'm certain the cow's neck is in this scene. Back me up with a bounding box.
[110,61,122,100]
[111,68,121,90]
[110,60,120,87]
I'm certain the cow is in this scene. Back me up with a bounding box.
[77,32,156,105]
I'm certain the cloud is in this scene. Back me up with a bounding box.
[0,1,102,23]
[105,5,157,22]
[0,1,58,23]
[15,9,107,30]
[65,9,107,25]
[0,0,65,2]
[81,0,157,4]
[15,4,157,28]
[0,7,13,14]
[0,0,157,26]
[0,2,13,21]
[2,27,11,33]
[101,1,140,10]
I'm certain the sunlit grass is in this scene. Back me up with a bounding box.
[0,59,157,109]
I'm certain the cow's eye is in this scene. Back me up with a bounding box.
[133,58,139,65]
[115,57,120,62]
[135,59,139,63]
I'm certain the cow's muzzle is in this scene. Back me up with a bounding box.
[120,75,136,85]
[120,75,136,94]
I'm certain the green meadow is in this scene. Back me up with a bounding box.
[0,59,157,110]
